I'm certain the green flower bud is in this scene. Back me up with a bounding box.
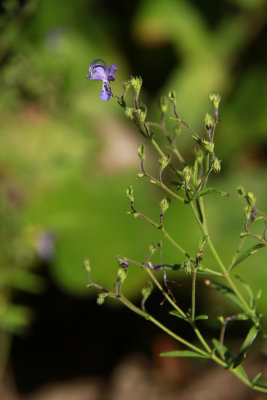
[159,154,171,169]
[126,186,134,202]
[84,258,91,272]
[201,139,214,153]
[138,103,147,122]
[141,282,153,300]
[117,267,127,284]
[125,107,135,120]
[160,198,170,214]
[247,191,256,207]
[204,112,214,130]
[96,293,106,306]
[183,166,192,183]
[237,185,245,197]
[184,259,192,275]
[209,93,221,109]
[130,76,142,93]
[137,144,145,160]
[122,79,132,92]
[159,96,168,113]
[212,157,221,174]
[168,89,176,104]
[174,123,182,136]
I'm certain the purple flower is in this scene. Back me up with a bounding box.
[87,59,118,101]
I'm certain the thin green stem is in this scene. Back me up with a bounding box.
[190,201,256,321]
[144,267,186,318]
[191,269,197,321]
[119,294,208,357]
[160,226,190,258]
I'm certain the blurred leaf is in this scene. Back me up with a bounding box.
[209,281,244,309]
[233,325,259,367]
[169,309,186,320]
[0,305,32,334]
[195,314,208,321]
[160,350,208,358]
[193,187,229,201]
[230,243,266,272]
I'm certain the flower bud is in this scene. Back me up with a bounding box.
[237,185,246,197]
[96,293,106,306]
[126,186,134,202]
[122,79,132,92]
[168,89,176,104]
[174,123,181,136]
[125,107,135,120]
[212,157,221,174]
[184,259,192,275]
[159,154,171,169]
[138,103,147,122]
[84,258,91,272]
[247,191,256,207]
[204,112,214,130]
[137,144,145,160]
[141,282,153,300]
[159,96,168,113]
[201,139,214,153]
[117,256,129,268]
[183,166,192,183]
[209,93,221,109]
[130,76,142,93]
[117,267,127,284]
[160,198,170,214]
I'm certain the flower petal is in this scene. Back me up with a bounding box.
[107,64,118,81]
[88,65,106,80]
[100,81,112,101]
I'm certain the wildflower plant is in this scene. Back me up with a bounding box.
[85,59,267,392]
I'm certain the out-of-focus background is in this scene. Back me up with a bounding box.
[0,0,266,398]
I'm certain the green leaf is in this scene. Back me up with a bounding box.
[233,325,259,367]
[160,350,208,358]
[195,314,209,320]
[252,372,262,386]
[209,282,244,309]
[230,243,266,271]
[194,187,229,201]
[234,276,254,309]
[169,310,186,320]
[234,365,250,384]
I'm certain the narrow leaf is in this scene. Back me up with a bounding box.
[233,325,259,367]
[209,282,244,309]
[234,365,250,384]
[235,276,254,309]
[230,243,266,271]
[169,310,186,320]
[161,350,208,359]
[252,372,262,386]
[194,187,229,201]
[195,315,209,321]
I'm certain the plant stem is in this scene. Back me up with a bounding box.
[191,269,197,321]
[119,294,209,357]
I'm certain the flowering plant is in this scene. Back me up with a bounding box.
[86,59,267,392]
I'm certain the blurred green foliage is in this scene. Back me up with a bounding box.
[0,0,266,319]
